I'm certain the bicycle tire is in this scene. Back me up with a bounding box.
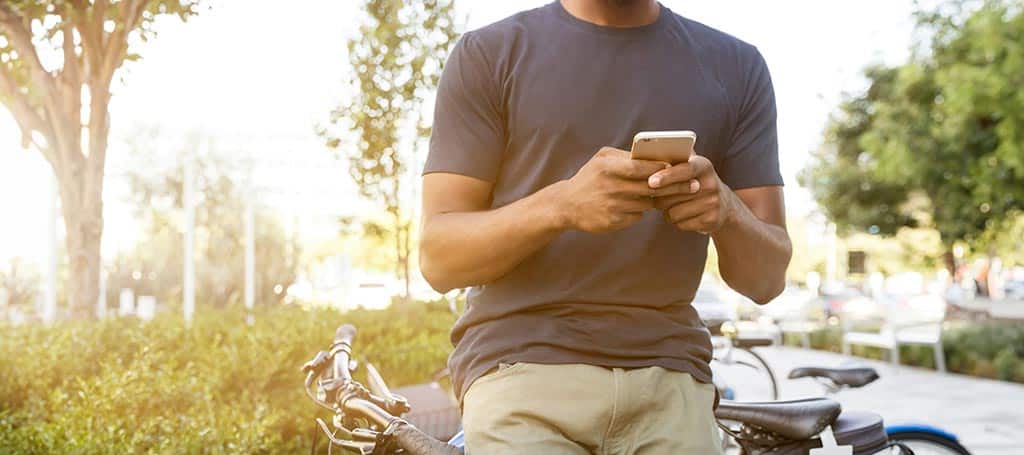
[887,431,971,455]
[740,347,779,401]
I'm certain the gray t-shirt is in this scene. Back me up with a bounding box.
[425,1,783,401]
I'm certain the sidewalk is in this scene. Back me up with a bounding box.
[735,346,1024,454]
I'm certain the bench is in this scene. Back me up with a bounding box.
[840,297,947,372]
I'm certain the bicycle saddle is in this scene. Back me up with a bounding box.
[788,366,879,388]
[715,398,842,440]
[732,336,774,348]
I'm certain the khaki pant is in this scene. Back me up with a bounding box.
[462,362,722,455]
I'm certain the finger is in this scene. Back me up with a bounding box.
[612,179,662,198]
[648,155,713,188]
[654,195,685,210]
[615,196,655,213]
[664,195,718,224]
[672,210,719,233]
[652,190,704,209]
[610,156,671,180]
[597,146,631,159]
[648,179,700,197]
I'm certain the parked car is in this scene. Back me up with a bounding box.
[690,276,737,332]
[814,286,872,319]
[761,285,821,322]
[1005,279,1024,301]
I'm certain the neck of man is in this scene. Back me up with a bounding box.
[560,0,660,28]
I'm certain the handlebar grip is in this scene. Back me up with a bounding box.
[392,423,464,455]
[333,324,357,346]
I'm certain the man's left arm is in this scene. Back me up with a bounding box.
[710,184,791,304]
[651,46,790,303]
[649,159,791,304]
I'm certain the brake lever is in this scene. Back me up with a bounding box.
[301,350,331,375]
[365,362,411,416]
[315,418,376,455]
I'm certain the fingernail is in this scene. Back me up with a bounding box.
[689,180,700,193]
[649,175,661,187]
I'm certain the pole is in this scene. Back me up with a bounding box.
[96,268,107,319]
[183,147,196,325]
[825,222,838,286]
[43,173,58,324]
[244,194,255,325]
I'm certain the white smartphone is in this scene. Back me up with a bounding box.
[630,130,696,164]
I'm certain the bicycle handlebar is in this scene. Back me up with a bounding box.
[331,324,356,381]
[306,323,462,454]
[391,424,463,455]
[334,324,358,346]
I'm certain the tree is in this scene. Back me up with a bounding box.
[320,0,457,299]
[0,1,200,318]
[801,1,1024,273]
[106,132,299,310]
[0,258,39,308]
[800,66,920,237]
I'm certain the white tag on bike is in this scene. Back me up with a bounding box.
[810,426,853,455]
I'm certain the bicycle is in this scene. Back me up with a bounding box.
[789,366,972,455]
[710,320,780,402]
[303,323,916,454]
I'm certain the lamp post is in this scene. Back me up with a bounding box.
[183,144,197,325]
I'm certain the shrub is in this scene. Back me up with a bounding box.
[781,320,1024,383]
[0,301,455,454]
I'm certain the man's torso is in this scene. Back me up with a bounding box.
[427,1,779,401]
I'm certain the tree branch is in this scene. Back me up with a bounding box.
[100,0,147,84]
[0,63,58,168]
[0,3,57,98]
[59,12,83,158]
[68,0,103,77]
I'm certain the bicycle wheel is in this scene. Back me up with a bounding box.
[712,346,779,402]
[888,431,971,455]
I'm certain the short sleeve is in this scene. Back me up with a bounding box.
[424,32,506,182]
[719,48,783,190]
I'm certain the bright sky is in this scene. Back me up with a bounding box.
[0,0,917,267]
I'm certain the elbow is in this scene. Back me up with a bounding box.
[751,279,786,305]
[754,239,792,305]
[723,271,784,305]
[419,242,456,294]
[727,238,792,305]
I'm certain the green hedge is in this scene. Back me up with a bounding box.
[781,322,1024,383]
[0,301,455,454]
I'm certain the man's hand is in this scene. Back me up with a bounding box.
[649,155,739,234]
[556,147,684,233]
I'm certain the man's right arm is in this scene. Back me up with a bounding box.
[419,173,568,293]
[419,148,692,293]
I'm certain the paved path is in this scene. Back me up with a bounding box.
[727,346,1024,454]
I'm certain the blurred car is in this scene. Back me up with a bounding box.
[690,276,737,331]
[1005,280,1024,301]
[761,285,821,322]
[814,286,873,318]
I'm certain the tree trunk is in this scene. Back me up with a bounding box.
[943,247,957,279]
[392,210,410,301]
[402,221,411,299]
[53,85,108,320]
[59,184,104,319]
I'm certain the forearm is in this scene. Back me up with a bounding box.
[420,181,568,293]
[712,189,792,304]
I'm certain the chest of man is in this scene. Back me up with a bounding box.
[490,32,734,203]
